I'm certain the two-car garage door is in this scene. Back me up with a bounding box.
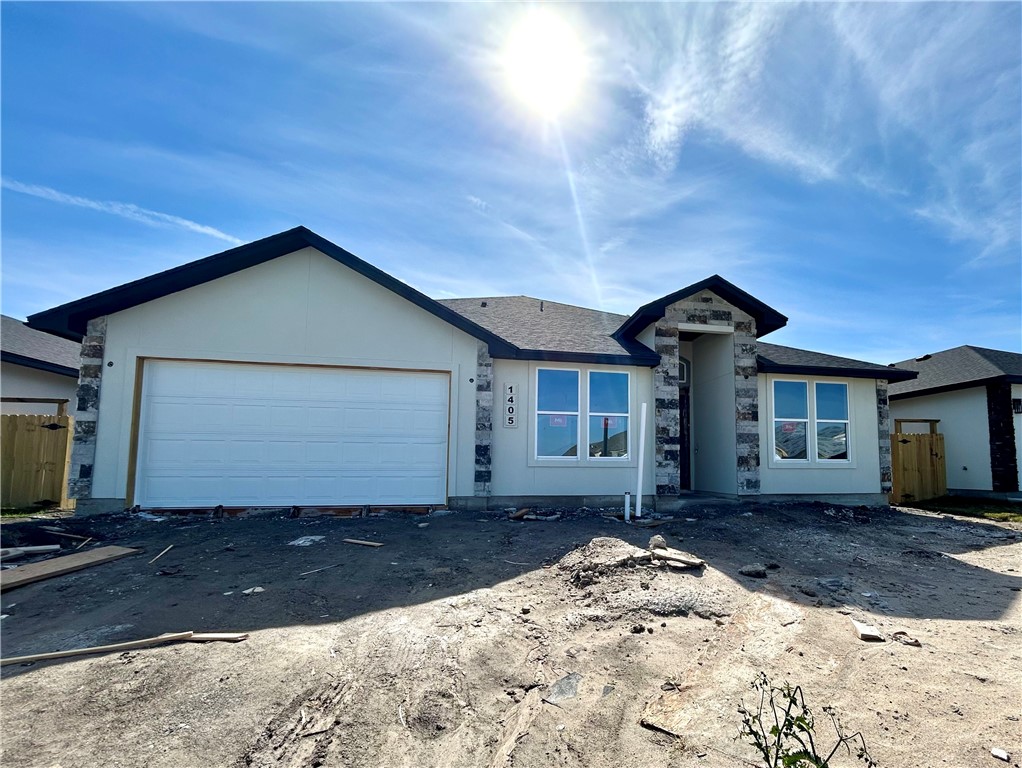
[135,360,449,509]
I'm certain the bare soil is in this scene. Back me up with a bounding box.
[1,501,1020,768]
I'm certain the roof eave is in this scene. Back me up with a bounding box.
[0,351,79,378]
[492,348,661,367]
[757,359,918,383]
[614,275,788,341]
[25,227,519,355]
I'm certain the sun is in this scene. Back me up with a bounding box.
[501,9,587,120]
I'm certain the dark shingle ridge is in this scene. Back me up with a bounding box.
[1,314,81,373]
[888,345,1022,397]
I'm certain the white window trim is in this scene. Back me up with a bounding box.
[769,376,855,469]
[535,367,581,461]
[587,369,631,461]
[529,365,636,466]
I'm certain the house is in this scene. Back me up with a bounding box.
[1,314,81,415]
[25,227,916,514]
[888,346,1022,496]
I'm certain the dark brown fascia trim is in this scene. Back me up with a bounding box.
[757,360,917,382]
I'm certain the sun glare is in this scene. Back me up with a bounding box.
[502,10,587,119]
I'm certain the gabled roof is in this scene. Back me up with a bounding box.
[437,296,659,366]
[888,345,1022,399]
[614,275,788,341]
[26,226,518,357]
[1,314,81,377]
[758,342,917,382]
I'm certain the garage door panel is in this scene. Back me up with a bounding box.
[137,361,450,508]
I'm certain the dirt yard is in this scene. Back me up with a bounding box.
[1,501,1020,768]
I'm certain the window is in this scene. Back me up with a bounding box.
[815,382,849,460]
[588,371,629,458]
[773,381,808,460]
[772,380,850,463]
[536,369,579,458]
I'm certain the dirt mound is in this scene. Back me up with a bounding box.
[559,537,741,620]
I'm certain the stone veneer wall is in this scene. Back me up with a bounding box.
[68,316,107,500]
[474,342,493,497]
[876,381,892,495]
[652,290,759,496]
[986,381,1020,493]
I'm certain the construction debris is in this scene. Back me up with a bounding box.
[0,546,139,592]
[851,618,885,642]
[991,747,1010,762]
[242,586,265,595]
[147,545,174,565]
[0,630,248,666]
[0,545,61,560]
[288,536,325,547]
[343,539,383,548]
[38,527,91,541]
[891,630,922,647]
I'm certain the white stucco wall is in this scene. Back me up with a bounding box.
[1,362,78,414]
[758,375,882,496]
[489,359,654,497]
[691,334,736,494]
[92,247,481,502]
[890,387,992,491]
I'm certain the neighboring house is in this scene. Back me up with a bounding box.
[1,314,81,415]
[26,227,915,514]
[889,346,1022,496]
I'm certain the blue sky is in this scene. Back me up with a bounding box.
[2,2,1019,363]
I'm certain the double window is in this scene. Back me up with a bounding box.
[536,369,629,460]
[772,380,850,462]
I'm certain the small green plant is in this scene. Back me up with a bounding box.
[737,672,878,768]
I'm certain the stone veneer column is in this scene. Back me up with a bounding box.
[732,319,760,495]
[876,380,892,496]
[653,290,760,497]
[473,342,493,497]
[652,325,681,495]
[987,381,1020,493]
[68,316,107,500]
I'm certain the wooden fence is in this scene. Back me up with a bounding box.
[1,414,75,510]
[890,432,947,504]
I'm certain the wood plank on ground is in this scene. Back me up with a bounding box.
[0,545,140,592]
[0,632,194,666]
[342,538,384,548]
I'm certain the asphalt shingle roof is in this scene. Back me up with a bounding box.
[757,342,916,382]
[1,314,81,374]
[888,346,1022,398]
[437,296,646,358]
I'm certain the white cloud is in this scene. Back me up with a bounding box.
[1,179,243,245]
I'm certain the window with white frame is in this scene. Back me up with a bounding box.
[536,369,580,458]
[772,379,850,463]
[814,382,849,460]
[588,371,629,458]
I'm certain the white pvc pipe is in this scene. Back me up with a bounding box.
[624,491,631,522]
[635,401,647,519]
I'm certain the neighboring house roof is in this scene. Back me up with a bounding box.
[437,296,658,365]
[614,275,789,341]
[1,314,80,377]
[758,342,917,383]
[887,346,1022,399]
